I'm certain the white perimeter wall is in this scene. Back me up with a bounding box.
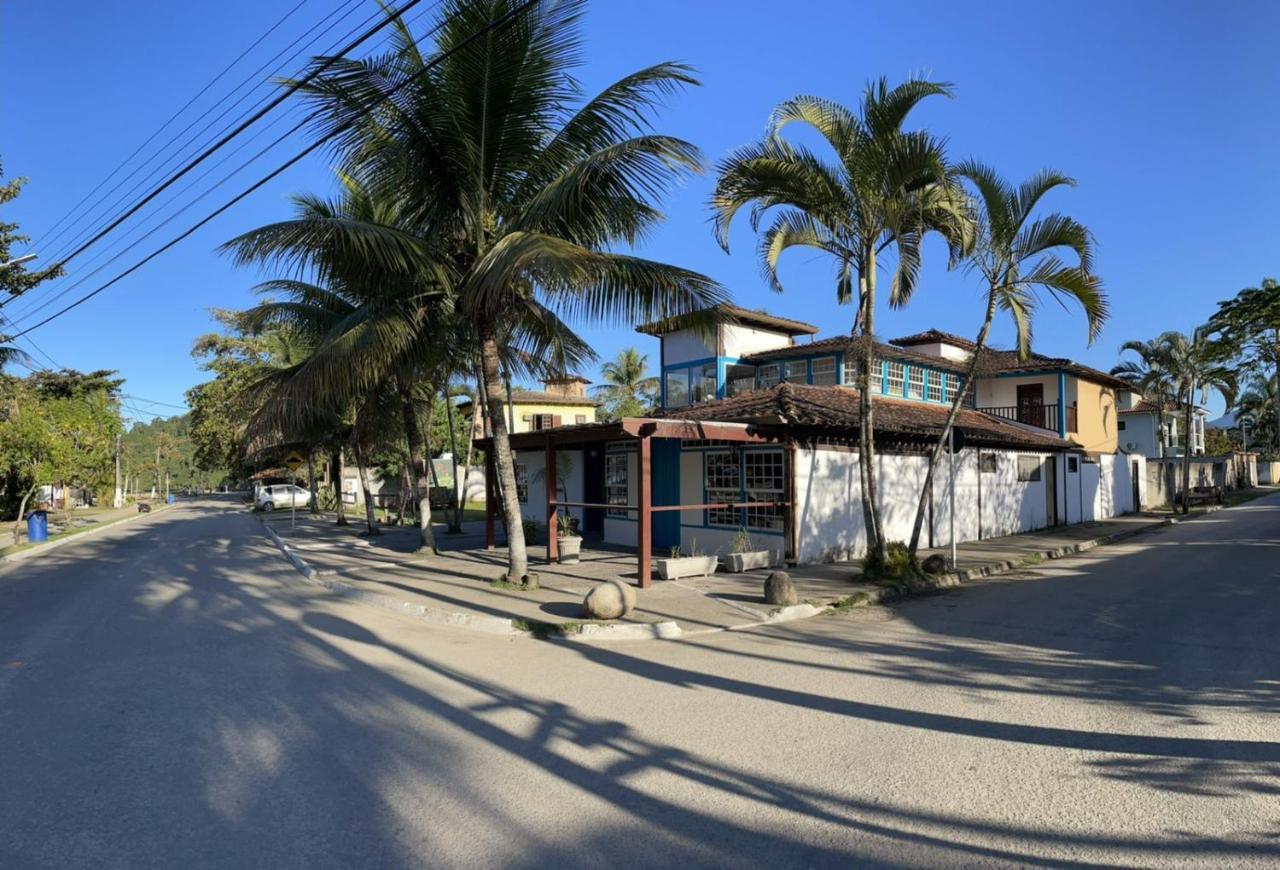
[794,447,1142,564]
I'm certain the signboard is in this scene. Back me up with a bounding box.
[283,450,305,473]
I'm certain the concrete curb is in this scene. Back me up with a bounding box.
[0,503,175,566]
[262,520,683,641]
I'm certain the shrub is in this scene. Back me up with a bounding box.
[522,518,540,545]
[862,540,922,586]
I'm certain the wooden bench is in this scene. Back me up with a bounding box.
[1186,485,1224,506]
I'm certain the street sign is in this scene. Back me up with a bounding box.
[283,451,305,472]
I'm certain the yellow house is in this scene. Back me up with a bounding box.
[461,375,599,434]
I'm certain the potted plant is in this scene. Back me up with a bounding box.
[654,538,719,580]
[722,527,778,573]
[556,513,583,564]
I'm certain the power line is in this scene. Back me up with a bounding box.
[10,0,536,341]
[31,0,313,250]
[6,1,442,327]
[35,0,427,278]
[35,1,370,269]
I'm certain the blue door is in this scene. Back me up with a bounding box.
[650,439,681,551]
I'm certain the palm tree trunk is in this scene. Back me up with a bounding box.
[306,449,319,514]
[443,387,464,533]
[352,437,380,536]
[397,377,439,555]
[332,449,348,526]
[908,291,999,555]
[481,331,531,586]
[858,253,885,561]
[1180,383,1195,514]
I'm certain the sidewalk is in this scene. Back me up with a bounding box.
[263,507,1180,641]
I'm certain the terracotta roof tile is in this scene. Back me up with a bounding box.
[890,329,978,351]
[636,303,818,336]
[659,383,1072,450]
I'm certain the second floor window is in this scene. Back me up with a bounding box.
[811,356,837,386]
[927,370,944,402]
[782,360,807,383]
[907,366,925,400]
[666,369,689,407]
[886,361,904,396]
[944,373,959,404]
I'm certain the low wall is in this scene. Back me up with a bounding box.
[1144,452,1257,506]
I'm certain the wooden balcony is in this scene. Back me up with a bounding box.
[977,403,1076,434]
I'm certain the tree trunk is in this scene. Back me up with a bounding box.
[857,253,885,561]
[12,483,37,545]
[908,291,999,555]
[397,461,411,525]
[306,449,319,514]
[352,437,380,536]
[398,377,438,555]
[1180,383,1195,514]
[332,449,348,525]
[481,331,531,585]
[444,387,464,533]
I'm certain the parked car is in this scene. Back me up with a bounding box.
[257,484,312,511]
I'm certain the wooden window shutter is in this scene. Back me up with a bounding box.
[552,415,562,427]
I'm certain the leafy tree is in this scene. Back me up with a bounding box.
[1207,277,1280,449]
[1203,427,1235,456]
[1112,337,1179,459]
[280,0,725,584]
[592,348,658,421]
[1235,375,1279,453]
[1,160,63,299]
[712,78,968,561]
[905,162,1104,554]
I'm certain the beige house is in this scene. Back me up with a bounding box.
[460,374,599,434]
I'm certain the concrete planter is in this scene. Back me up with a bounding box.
[723,550,778,573]
[557,535,583,564]
[654,555,718,580]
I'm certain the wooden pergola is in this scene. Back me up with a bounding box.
[478,418,789,588]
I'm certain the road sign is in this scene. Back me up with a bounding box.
[283,451,305,472]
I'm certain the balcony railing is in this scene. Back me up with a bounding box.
[977,403,1077,434]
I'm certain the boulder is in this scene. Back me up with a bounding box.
[921,554,947,575]
[583,579,637,620]
[764,571,797,606]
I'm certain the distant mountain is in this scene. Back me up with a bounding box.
[1209,410,1237,429]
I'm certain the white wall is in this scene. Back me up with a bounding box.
[974,374,1061,409]
[1118,412,1162,458]
[907,341,972,363]
[661,328,714,366]
[513,448,586,532]
[722,324,794,358]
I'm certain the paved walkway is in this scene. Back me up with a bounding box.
[265,508,1181,637]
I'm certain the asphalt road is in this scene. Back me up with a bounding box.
[1,495,1277,868]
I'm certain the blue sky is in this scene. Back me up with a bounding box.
[4,0,1278,421]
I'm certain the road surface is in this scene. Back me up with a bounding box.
[1,495,1276,868]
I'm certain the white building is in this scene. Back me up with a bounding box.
[1116,393,1208,458]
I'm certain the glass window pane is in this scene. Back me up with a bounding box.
[758,365,780,388]
[705,450,740,527]
[907,366,924,400]
[665,369,689,407]
[701,363,717,402]
[783,360,807,383]
[927,370,943,401]
[606,453,629,517]
[886,361,904,396]
[725,364,756,397]
[811,357,837,386]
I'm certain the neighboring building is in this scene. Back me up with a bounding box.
[1116,393,1208,458]
[460,374,599,434]
[480,305,1145,583]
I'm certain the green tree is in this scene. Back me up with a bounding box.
[1208,278,1280,451]
[1235,376,1278,452]
[279,0,725,584]
[906,162,1104,554]
[592,348,658,421]
[1113,337,1179,459]
[712,78,968,561]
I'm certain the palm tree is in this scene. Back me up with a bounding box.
[1113,338,1179,459]
[905,163,1103,555]
[592,348,658,421]
[712,78,968,561]
[1143,329,1236,513]
[291,0,726,585]
[1236,376,1278,451]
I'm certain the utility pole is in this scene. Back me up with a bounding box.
[113,434,122,508]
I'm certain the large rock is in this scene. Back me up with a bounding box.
[921,554,947,575]
[764,571,797,606]
[582,579,637,620]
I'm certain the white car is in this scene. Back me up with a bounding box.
[257,484,312,511]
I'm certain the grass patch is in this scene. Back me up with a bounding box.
[826,591,877,613]
[512,619,581,639]
[1021,552,1045,566]
[489,577,531,592]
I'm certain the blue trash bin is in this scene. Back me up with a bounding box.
[167,494,175,505]
[26,510,48,544]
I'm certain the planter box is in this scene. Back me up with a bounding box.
[654,555,719,581]
[722,550,779,573]
[558,535,583,565]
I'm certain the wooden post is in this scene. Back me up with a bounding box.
[637,435,652,588]
[545,442,558,563]
[484,446,496,549]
